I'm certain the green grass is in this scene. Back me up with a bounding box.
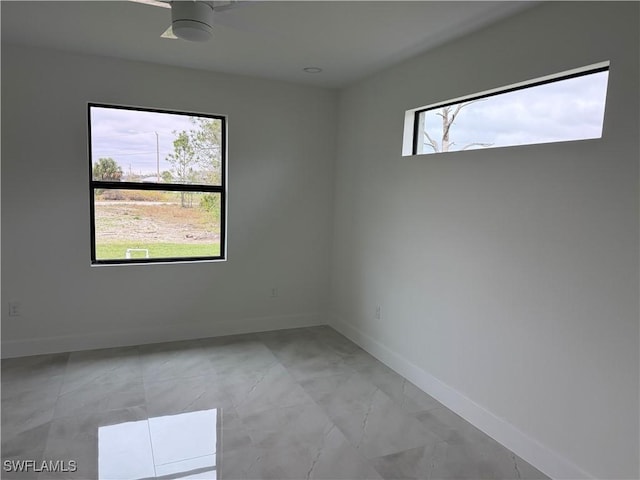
[96,241,220,260]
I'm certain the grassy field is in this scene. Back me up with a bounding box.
[96,241,220,260]
[94,193,221,260]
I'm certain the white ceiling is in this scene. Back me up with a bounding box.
[1,1,536,88]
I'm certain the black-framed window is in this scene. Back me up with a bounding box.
[412,62,610,155]
[89,104,226,264]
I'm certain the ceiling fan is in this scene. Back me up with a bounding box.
[131,0,241,42]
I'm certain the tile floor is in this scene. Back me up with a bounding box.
[1,326,548,479]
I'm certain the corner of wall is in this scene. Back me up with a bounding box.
[328,313,595,480]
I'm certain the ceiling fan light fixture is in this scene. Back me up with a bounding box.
[171,1,214,42]
[172,19,213,41]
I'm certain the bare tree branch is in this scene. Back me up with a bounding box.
[450,99,487,125]
[461,142,493,151]
[460,99,486,108]
[450,103,464,122]
[449,101,475,125]
[425,98,491,153]
[422,130,439,152]
[440,106,453,150]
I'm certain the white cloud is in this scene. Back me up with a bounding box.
[90,107,205,175]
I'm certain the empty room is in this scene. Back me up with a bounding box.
[1,1,638,479]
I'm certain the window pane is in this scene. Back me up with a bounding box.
[416,69,609,154]
[90,106,223,186]
[94,190,221,261]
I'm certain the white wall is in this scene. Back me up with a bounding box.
[1,45,337,356]
[329,2,638,480]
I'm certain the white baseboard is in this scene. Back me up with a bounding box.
[1,312,324,358]
[330,315,594,480]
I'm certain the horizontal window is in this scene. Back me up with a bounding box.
[406,62,609,156]
[89,104,225,264]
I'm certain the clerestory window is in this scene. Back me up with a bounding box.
[404,61,610,156]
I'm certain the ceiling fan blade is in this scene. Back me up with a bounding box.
[214,1,264,14]
[211,1,233,12]
[130,0,171,9]
[161,25,178,39]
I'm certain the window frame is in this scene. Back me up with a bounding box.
[411,63,610,155]
[88,103,227,265]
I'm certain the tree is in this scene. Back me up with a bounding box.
[165,119,222,206]
[188,117,222,185]
[161,170,173,183]
[93,157,123,181]
[422,101,492,153]
[199,193,221,225]
[166,131,198,207]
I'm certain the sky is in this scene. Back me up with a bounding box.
[90,107,207,178]
[419,70,609,153]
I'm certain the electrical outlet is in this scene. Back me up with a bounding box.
[271,287,278,298]
[375,305,381,320]
[8,302,21,317]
